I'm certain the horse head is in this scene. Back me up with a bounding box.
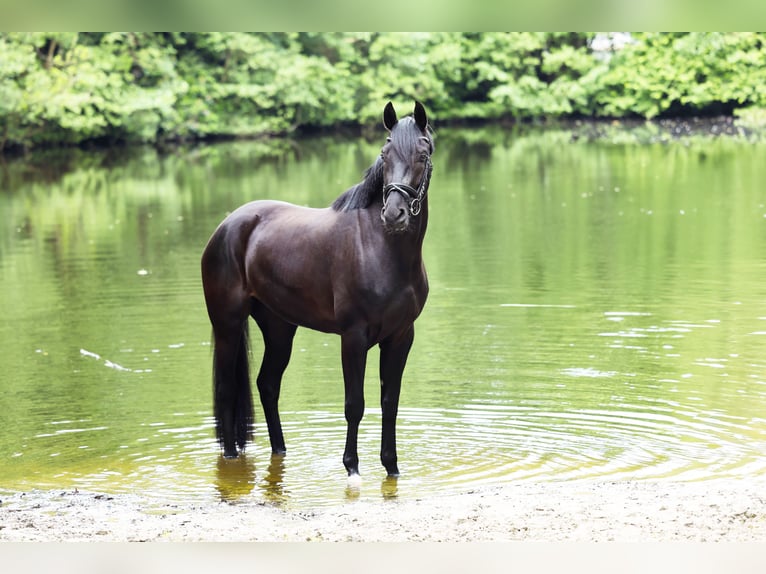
[380,101,433,233]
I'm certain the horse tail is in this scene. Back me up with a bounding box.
[212,320,254,452]
[203,217,255,456]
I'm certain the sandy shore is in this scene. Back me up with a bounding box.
[2,479,765,542]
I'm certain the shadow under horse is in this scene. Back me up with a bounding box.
[201,101,434,479]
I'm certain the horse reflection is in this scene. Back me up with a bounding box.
[381,475,399,500]
[259,454,287,505]
[215,453,256,501]
[343,475,399,501]
[215,453,289,504]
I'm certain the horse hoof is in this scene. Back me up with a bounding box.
[347,473,363,488]
[384,463,400,477]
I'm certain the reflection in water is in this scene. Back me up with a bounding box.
[381,476,399,500]
[342,474,400,501]
[345,484,361,501]
[215,454,256,501]
[260,454,288,505]
[216,453,290,505]
[344,473,363,500]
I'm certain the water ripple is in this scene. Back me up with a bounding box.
[25,396,764,507]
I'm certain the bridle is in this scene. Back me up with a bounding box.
[382,153,433,217]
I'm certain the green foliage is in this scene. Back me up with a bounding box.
[2,32,766,151]
[591,33,766,119]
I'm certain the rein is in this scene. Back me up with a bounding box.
[382,155,433,217]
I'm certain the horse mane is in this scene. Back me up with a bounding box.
[331,157,384,212]
[331,116,433,213]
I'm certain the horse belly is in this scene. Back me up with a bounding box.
[260,287,339,333]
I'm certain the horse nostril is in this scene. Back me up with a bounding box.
[381,206,408,231]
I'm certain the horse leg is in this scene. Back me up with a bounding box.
[341,330,369,477]
[251,300,297,455]
[379,325,414,477]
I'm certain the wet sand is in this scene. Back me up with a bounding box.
[2,479,765,542]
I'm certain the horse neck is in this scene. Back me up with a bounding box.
[413,200,429,249]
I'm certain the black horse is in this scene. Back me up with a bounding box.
[201,101,433,478]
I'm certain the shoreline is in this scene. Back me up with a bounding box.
[2,479,765,542]
[2,115,759,159]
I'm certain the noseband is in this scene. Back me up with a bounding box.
[382,155,433,217]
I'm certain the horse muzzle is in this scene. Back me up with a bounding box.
[381,190,411,233]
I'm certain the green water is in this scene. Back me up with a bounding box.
[2,129,766,506]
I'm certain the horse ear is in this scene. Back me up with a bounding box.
[414,101,428,131]
[383,101,398,131]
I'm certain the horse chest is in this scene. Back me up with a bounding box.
[380,283,425,324]
[336,269,427,337]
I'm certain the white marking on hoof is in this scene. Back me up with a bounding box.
[347,473,363,488]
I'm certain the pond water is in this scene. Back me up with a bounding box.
[2,127,766,507]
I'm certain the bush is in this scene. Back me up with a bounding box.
[2,32,766,151]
